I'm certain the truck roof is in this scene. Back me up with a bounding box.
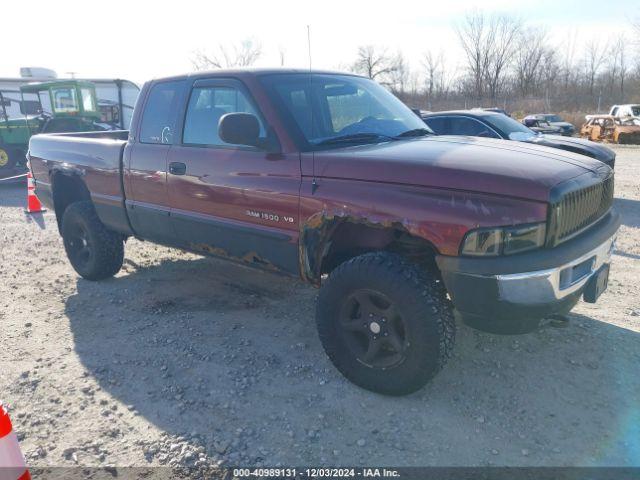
[148,68,365,83]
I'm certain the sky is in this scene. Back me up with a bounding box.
[1,0,638,85]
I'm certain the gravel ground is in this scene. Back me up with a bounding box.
[1,145,639,470]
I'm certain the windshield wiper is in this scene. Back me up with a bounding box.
[394,128,433,138]
[314,133,394,146]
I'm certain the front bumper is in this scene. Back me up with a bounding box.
[436,210,620,323]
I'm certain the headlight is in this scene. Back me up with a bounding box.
[461,223,546,256]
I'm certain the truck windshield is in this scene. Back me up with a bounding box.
[632,106,640,116]
[260,73,430,149]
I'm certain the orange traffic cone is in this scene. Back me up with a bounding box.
[25,171,45,214]
[0,405,30,480]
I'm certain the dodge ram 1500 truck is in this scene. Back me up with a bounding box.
[28,69,620,395]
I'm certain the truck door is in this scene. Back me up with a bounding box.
[125,79,187,243]
[166,77,301,274]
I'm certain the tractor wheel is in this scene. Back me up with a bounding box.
[0,146,16,171]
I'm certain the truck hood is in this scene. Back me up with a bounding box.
[313,136,607,203]
[525,134,615,165]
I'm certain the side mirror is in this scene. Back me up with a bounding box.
[218,112,260,147]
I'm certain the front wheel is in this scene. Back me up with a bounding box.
[61,201,124,280]
[316,252,455,396]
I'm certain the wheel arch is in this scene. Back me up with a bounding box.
[299,213,441,285]
[51,171,92,232]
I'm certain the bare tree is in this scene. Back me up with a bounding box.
[539,49,559,111]
[387,52,410,92]
[558,30,579,92]
[422,50,445,109]
[455,11,490,102]
[352,45,400,82]
[483,15,522,102]
[609,35,629,101]
[456,11,521,103]
[192,38,262,70]
[584,39,607,97]
[514,27,548,97]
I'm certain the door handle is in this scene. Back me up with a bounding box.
[169,162,186,175]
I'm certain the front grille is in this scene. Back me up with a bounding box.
[552,174,614,244]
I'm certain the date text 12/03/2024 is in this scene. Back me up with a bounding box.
[233,468,401,478]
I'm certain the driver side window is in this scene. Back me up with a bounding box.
[183,86,265,146]
[449,117,499,138]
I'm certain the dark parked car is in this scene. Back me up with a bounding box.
[421,110,615,168]
[29,71,618,395]
[524,114,575,136]
[522,115,563,134]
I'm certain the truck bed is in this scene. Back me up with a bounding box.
[28,130,131,233]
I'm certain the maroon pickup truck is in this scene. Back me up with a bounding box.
[28,69,620,395]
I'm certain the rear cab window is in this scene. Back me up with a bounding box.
[139,80,186,144]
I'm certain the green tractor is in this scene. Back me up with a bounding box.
[0,80,104,173]
[0,90,39,171]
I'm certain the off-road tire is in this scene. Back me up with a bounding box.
[61,201,124,280]
[316,251,455,396]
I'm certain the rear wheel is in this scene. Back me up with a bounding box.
[61,201,124,280]
[316,252,455,396]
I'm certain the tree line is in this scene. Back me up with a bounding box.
[353,11,638,115]
[192,11,640,116]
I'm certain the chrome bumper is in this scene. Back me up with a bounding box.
[495,234,615,304]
